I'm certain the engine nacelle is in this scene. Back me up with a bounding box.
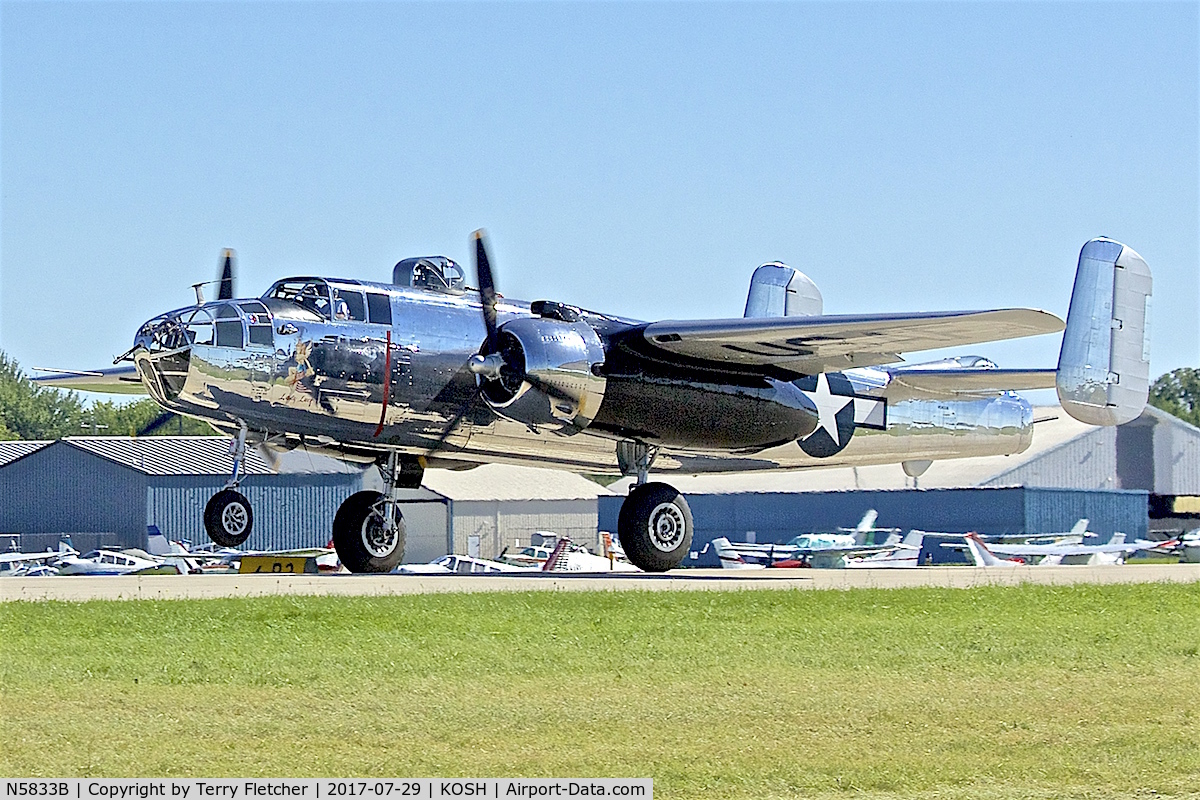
[479,317,607,434]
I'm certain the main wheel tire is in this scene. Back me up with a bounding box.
[333,490,406,573]
[204,488,253,547]
[617,482,693,572]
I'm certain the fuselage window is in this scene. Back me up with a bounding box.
[336,290,367,322]
[215,320,244,348]
[248,325,274,346]
[366,292,392,325]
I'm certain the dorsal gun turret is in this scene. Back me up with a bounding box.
[393,256,466,293]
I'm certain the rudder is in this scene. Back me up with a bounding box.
[1057,238,1152,426]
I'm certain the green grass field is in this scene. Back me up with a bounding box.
[2,584,1198,799]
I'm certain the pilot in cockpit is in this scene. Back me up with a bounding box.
[334,299,350,321]
[299,284,330,317]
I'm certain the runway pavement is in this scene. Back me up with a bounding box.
[2,564,1197,602]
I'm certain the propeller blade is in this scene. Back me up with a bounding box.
[217,248,236,300]
[425,386,481,456]
[256,442,282,471]
[472,230,498,353]
[137,410,177,436]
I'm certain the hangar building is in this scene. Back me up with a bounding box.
[0,438,613,564]
[0,437,365,553]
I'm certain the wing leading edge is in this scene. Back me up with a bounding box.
[31,365,147,395]
[628,309,1064,377]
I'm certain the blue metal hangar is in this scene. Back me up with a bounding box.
[0,436,364,554]
[601,405,1200,565]
[0,437,615,563]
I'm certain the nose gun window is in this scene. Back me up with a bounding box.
[179,308,214,345]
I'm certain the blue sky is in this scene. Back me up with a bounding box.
[2,2,1197,400]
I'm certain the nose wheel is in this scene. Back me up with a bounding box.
[204,488,253,547]
[617,481,693,572]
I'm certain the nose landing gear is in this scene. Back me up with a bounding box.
[204,422,254,547]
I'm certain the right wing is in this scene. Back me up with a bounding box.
[616,309,1064,377]
[31,365,147,395]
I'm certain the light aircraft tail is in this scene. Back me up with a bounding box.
[965,533,1021,567]
[855,509,879,533]
[1069,519,1089,538]
[1057,238,1152,426]
[710,537,766,569]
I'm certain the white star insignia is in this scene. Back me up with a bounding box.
[802,374,853,446]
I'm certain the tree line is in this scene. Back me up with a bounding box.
[1,348,1197,440]
[0,350,214,440]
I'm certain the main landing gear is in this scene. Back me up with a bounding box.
[615,441,693,573]
[331,452,421,573]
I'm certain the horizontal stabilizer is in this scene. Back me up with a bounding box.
[1057,238,1152,425]
[883,367,1058,400]
[32,365,147,395]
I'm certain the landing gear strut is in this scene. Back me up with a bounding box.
[615,441,692,572]
[204,422,253,547]
[332,453,422,573]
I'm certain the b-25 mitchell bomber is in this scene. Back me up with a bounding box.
[38,234,1152,573]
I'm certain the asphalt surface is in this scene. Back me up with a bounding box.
[2,564,1197,602]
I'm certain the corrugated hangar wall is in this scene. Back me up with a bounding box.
[0,442,370,552]
[0,446,148,549]
[147,474,364,551]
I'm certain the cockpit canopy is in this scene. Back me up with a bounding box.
[264,278,393,325]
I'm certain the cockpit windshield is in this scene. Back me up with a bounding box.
[265,279,335,319]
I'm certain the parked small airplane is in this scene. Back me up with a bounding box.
[708,509,905,567]
[55,548,182,576]
[710,536,909,570]
[395,553,538,575]
[982,531,1178,565]
[840,531,1026,568]
[0,539,78,576]
[37,235,1152,573]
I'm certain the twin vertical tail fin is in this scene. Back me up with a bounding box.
[1057,238,1153,426]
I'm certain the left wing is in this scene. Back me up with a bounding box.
[32,365,146,394]
[620,309,1063,376]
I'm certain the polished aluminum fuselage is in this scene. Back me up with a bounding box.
[135,281,1035,475]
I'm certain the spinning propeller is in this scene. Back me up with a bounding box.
[426,230,576,455]
[137,249,237,437]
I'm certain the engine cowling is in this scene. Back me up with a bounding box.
[478,317,607,434]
